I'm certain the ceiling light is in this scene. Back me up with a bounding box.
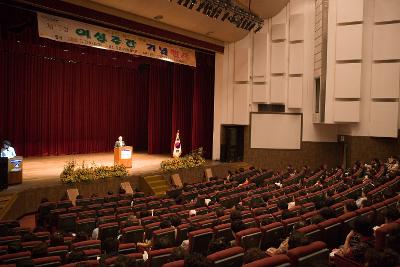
[172,0,263,32]
[153,15,164,20]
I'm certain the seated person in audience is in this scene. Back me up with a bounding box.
[266,231,310,256]
[356,189,368,208]
[189,209,197,217]
[153,236,174,250]
[92,221,100,240]
[365,248,400,267]
[73,231,89,243]
[183,253,211,267]
[243,248,266,264]
[230,209,242,222]
[50,232,64,247]
[66,250,87,263]
[169,246,188,262]
[344,201,358,213]
[31,242,48,258]
[376,207,400,230]
[207,237,230,255]
[215,207,225,218]
[230,220,246,246]
[113,255,135,267]
[137,220,172,249]
[360,198,372,208]
[21,232,38,242]
[319,207,337,220]
[332,217,375,264]
[277,200,296,220]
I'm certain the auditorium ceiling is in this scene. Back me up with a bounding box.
[63,0,288,44]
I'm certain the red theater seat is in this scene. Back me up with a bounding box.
[121,225,145,243]
[235,227,262,250]
[98,222,119,241]
[162,260,184,267]
[71,240,101,251]
[32,256,61,267]
[206,246,244,267]
[188,228,214,255]
[118,243,137,254]
[213,223,234,242]
[242,254,291,267]
[76,218,96,235]
[260,222,285,249]
[297,224,323,242]
[317,218,342,249]
[287,241,329,267]
[0,251,31,264]
[47,245,69,260]
[375,222,400,250]
[148,247,174,267]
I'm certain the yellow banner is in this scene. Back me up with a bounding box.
[37,12,196,67]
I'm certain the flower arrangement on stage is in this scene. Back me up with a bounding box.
[161,147,206,172]
[60,160,128,184]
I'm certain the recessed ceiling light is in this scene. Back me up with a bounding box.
[206,31,214,35]
[153,15,163,20]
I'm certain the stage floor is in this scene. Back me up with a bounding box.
[5,152,171,192]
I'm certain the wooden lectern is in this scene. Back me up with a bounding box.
[0,156,23,188]
[114,146,133,168]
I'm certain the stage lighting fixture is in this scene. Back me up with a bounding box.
[170,0,263,32]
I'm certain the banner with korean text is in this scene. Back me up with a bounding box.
[37,12,196,67]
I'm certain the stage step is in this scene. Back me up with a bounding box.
[143,175,169,196]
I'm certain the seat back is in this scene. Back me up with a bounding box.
[333,254,364,267]
[297,224,323,242]
[287,241,329,267]
[213,223,234,242]
[206,246,244,267]
[161,260,184,267]
[148,248,173,267]
[235,227,262,250]
[0,251,31,264]
[47,245,69,260]
[152,227,176,248]
[188,228,214,255]
[71,240,101,251]
[260,222,285,249]
[176,223,190,245]
[76,218,96,235]
[98,222,119,241]
[242,254,291,267]
[318,218,342,249]
[32,256,62,267]
[122,225,145,243]
[375,222,400,250]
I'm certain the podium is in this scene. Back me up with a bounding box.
[114,146,133,168]
[0,156,23,189]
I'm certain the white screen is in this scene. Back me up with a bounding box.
[251,113,302,149]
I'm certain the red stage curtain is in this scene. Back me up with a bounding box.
[0,6,215,158]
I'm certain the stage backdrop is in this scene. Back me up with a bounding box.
[0,6,215,158]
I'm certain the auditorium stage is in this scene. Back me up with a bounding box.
[18,152,171,191]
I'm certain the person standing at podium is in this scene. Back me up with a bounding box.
[1,140,16,158]
[114,136,125,148]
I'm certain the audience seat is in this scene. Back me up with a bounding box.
[152,227,176,246]
[78,210,96,220]
[337,212,358,240]
[161,260,184,267]
[0,251,31,264]
[235,227,262,250]
[333,254,363,267]
[71,240,101,251]
[242,254,291,267]
[317,218,342,249]
[375,222,400,250]
[213,223,234,242]
[206,246,244,267]
[148,247,173,267]
[260,222,285,249]
[144,222,161,241]
[297,224,323,242]
[188,228,214,255]
[176,223,190,245]
[121,226,145,243]
[83,248,101,260]
[76,218,96,235]
[0,236,21,246]
[47,245,69,260]
[98,222,119,241]
[118,243,137,254]
[287,241,329,267]
[32,256,62,267]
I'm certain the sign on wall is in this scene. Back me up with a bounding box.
[37,12,196,67]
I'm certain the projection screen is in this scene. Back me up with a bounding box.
[250,113,302,149]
